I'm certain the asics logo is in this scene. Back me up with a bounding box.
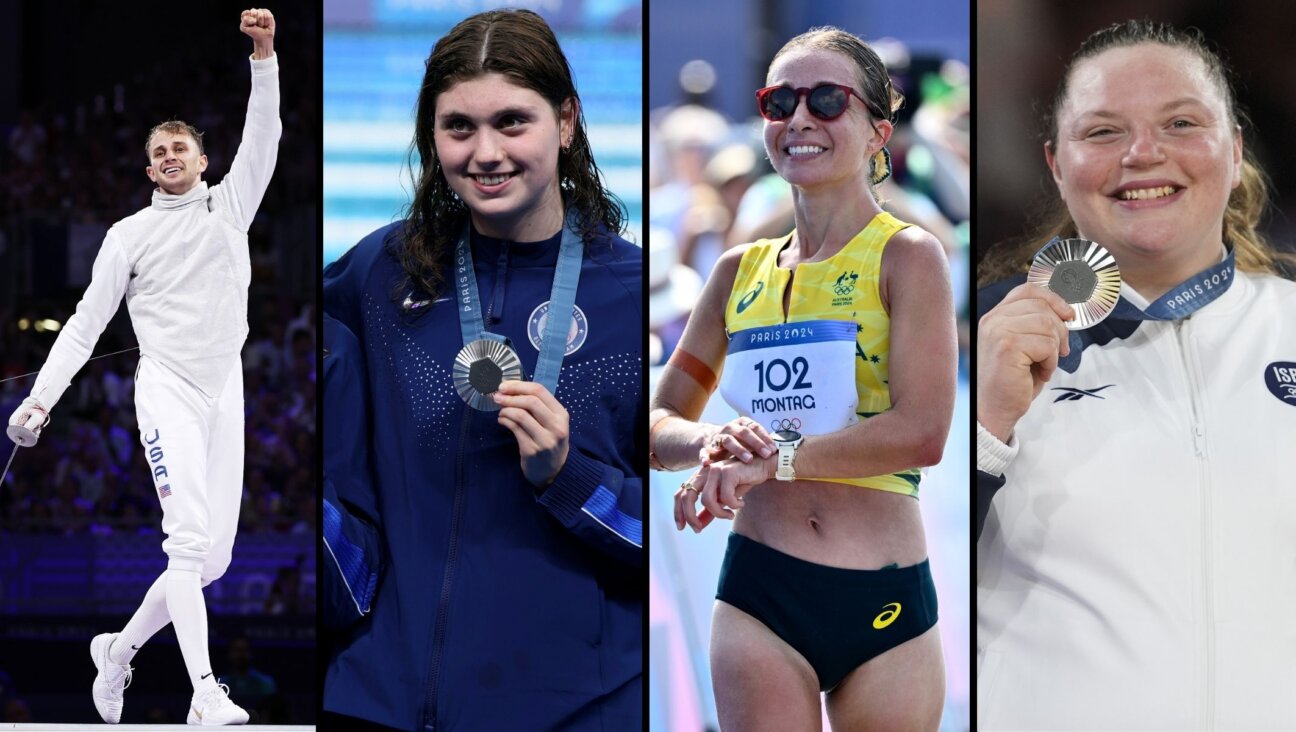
[873,602,901,629]
[736,281,764,314]
[1051,385,1114,403]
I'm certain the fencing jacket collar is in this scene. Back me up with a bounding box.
[151,181,210,211]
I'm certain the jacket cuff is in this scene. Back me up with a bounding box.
[537,447,603,523]
[249,53,278,74]
[977,420,1018,476]
[31,378,69,412]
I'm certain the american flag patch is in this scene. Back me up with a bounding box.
[158,484,172,498]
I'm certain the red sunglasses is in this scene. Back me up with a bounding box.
[755,83,875,122]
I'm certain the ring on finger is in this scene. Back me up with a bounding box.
[681,481,699,495]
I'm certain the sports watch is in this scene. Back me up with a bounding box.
[772,429,803,482]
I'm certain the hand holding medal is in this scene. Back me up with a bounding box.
[451,212,585,487]
[493,380,571,489]
[1027,238,1122,329]
[976,239,1119,442]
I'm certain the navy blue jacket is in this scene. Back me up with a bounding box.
[322,313,382,631]
[323,222,644,731]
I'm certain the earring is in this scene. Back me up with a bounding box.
[869,147,892,185]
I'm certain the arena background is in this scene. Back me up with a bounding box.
[322,0,644,268]
[0,0,318,725]
[976,0,1296,274]
[647,0,971,729]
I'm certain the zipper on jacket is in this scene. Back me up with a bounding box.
[421,411,472,732]
[1176,319,1214,730]
[488,242,509,325]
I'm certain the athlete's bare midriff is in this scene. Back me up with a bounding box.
[733,478,928,570]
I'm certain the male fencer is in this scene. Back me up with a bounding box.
[6,8,281,725]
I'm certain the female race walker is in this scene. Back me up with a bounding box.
[322,10,643,731]
[976,20,1296,730]
[650,27,957,732]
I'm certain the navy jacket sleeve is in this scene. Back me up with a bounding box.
[974,277,1025,543]
[976,470,1006,540]
[537,442,643,568]
[322,314,383,631]
[534,234,644,569]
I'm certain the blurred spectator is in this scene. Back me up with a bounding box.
[8,111,47,168]
[264,561,306,615]
[647,227,702,362]
[3,697,32,724]
[0,668,14,709]
[225,637,283,724]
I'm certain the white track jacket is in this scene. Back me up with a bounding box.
[977,269,1296,730]
[31,54,281,408]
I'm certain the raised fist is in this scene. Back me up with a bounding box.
[240,8,275,40]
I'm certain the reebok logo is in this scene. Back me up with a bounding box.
[873,602,901,630]
[1051,385,1114,403]
[1265,361,1296,407]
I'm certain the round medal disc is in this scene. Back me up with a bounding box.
[453,339,523,411]
[1028,238,1121,330]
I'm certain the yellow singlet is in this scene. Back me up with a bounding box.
[723,211,920,497]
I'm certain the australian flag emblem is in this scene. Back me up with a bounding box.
[158,484,172,498]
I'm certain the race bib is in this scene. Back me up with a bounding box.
[719,320,859,435]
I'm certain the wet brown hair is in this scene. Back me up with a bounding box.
[979,20,1288,287]
[395,9,625,302]
[144,120,204,156]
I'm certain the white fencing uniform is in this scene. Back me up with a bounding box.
[28,54,281,575]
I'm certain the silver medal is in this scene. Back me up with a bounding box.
[1028,238,1121,330]
[453,338,523,411]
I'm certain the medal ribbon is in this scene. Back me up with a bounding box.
[455,208,584,393]
[1058,247,1235,373]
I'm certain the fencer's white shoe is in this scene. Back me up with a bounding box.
[187,683,249,726]
[90,632,133,724]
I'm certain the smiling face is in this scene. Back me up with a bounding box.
[762,48,891,192]
[1046,43,1242,280]
[433,73,574,241]
[145,130,207,196]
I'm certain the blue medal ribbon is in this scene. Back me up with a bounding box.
[1058,247,1235,373]
[454,209,584,393]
